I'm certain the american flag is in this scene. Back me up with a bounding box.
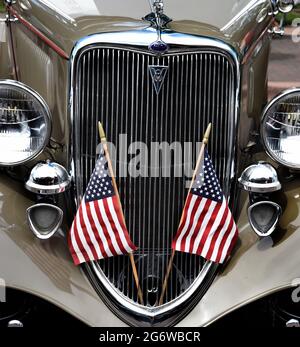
[68,148,137,265]
[172,149,238,264]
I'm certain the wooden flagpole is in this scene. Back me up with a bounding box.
[158,123,212,306]
[98,122,144,305]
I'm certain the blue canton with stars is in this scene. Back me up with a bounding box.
[191,149,223,203]
[85,150,115,202]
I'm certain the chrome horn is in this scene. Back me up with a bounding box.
[239,162,282,237]
[25,160,71,195]
[25,161,71,239]
[238,162,281,193]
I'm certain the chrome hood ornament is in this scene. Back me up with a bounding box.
[144,1,172,55]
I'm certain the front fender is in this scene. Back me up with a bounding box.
[179,178,300,326]
[1,172,300,326]
[0,173,126,326]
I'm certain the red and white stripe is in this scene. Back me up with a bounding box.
[68,195,137,265]
[172,194,238,264]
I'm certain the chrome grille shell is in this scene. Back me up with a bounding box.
[69,30,240,326]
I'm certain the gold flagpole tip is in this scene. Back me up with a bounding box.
[203,123,212,145]
[98,122,107,141]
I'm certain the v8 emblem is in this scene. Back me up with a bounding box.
[149,65,169,95]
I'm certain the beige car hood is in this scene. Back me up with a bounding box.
[11,0,272,58]
[34,0,263,30]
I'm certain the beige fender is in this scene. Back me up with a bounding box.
[0,173,126,326]
[179,180,300,326]
[0,173,299,326]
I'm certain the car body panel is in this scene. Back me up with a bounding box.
[0,16,14,79]
[8,0,272,58]
[1,0,298,327]
[6,23,71,162]
[20,0,263,29]
[1,171,300,326]
[180,179,300,326]
[5,0,273,163]
[0,173,126,326]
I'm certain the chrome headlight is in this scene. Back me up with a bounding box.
[0,80,51,166]
[261,88,300,169]
[269,0,294,14]
[278,0,294,13]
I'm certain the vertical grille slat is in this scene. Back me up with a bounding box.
[74,47,236,306]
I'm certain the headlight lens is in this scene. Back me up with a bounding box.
[261,88,300,169]
[278,0,294,13]
[0,80,51,166]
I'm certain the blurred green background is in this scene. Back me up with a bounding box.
[277,4,300,25]
[0,0,5,13]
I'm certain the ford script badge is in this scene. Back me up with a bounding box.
[149,40,169,55]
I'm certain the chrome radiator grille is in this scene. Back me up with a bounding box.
[73,46,236,306]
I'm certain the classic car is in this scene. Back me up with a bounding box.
[0,0,299,327]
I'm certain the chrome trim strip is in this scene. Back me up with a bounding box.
[70,28,241,60]
[8,7,69,60]
[69,29,241,325]
[90,259,217,322]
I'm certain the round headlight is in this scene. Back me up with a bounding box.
[0,80,51,166]
[261,88,300,169]
[278,0,294,13]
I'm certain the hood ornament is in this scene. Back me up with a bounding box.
[144,1,172,55]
